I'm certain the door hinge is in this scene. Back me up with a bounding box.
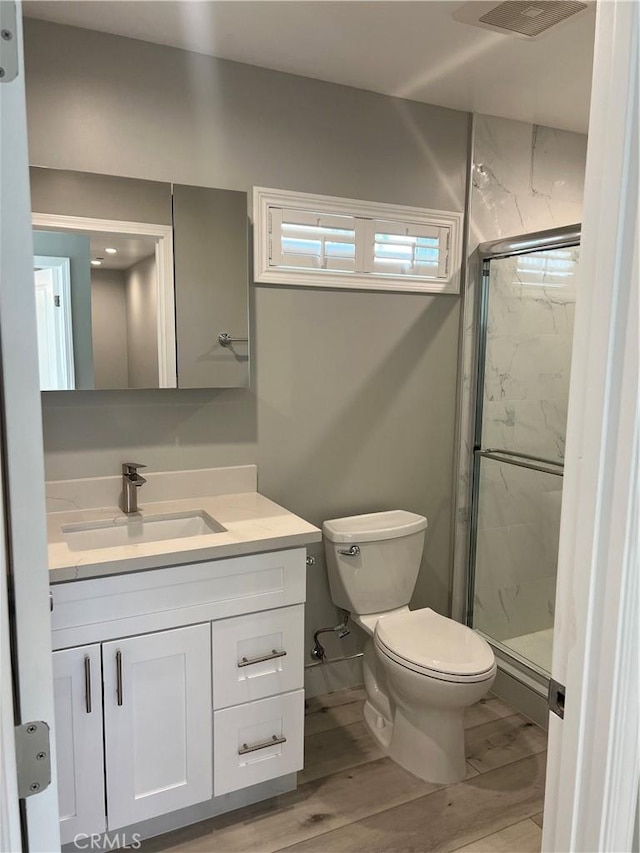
[15,721,52,798]
[548,678,566,719]
[54,294,61,307]
[0,2,19,83]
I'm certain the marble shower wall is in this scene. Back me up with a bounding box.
[469,118,587,246]
[452,115,587,636]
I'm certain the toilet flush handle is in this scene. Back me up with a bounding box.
[338,545,360,556]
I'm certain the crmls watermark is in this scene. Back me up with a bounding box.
[73,833,142,850]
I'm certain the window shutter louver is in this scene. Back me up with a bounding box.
[363,219,451,281]
[272,209,358,273]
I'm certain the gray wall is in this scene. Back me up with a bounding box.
[24,19,470,681]
[125,254,159,389]
[33,229,94,389]
[30,166,173,225]
[91,268,129,389]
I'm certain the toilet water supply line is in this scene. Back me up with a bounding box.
[306,609,364,668]
[304,556,364,669]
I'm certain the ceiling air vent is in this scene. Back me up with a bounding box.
[453,0,589,39]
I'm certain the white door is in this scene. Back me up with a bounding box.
[52,645,106,845]
[0,4,61,849]
[103,624,213,830]
[33,256,75,391]
[542,2,639,851]
[34,267,63,391]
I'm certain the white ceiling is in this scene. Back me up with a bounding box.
[22,1,596,134]
[88,233,156,271]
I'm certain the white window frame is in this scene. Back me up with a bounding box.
[253,187,463,294]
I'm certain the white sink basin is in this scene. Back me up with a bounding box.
[61,511,226,552]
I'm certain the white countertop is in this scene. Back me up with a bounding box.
[48,491,321,583]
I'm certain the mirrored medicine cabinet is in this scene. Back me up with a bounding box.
[30,167,249,391]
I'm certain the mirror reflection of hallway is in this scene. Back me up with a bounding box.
[33,225,171,390]
[87,233,159,390]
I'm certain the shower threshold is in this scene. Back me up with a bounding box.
[502,628,553,675]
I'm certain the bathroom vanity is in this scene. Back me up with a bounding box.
[47,465,320,846]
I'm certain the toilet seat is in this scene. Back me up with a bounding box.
[374,607,495,683]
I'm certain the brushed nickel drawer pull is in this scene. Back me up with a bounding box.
[84,655,92,714]
[115,650,123,706]
[238,649,287,668]
[238,734,287,755]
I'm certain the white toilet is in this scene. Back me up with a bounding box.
[323,509,496,784]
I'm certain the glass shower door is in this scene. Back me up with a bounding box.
[470,246,579,676]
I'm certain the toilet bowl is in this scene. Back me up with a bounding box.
[323,510,496,784]
[370,607,495,782]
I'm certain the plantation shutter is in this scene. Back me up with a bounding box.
[269,208,358,272]
[362,219,451,280]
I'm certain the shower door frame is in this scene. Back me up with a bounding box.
[466,223,581,692]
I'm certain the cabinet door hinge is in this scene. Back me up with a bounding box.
[0,2,19,83]
[548,678,566,719]
[15,721,52,798]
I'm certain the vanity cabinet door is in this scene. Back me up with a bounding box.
[172,184,249,389]
[103,624,212,830]
[52,644,106,845]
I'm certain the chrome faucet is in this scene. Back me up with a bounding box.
[122,462,147,514]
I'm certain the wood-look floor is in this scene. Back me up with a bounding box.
[142,688,546,853]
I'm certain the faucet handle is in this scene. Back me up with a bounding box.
[122,462,147,475]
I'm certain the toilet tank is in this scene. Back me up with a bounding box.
[323,510,428,615]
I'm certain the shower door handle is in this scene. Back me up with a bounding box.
[476,449,563,477]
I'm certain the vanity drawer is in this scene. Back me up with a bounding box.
[50,549,306,649]
[212,605,304,709]
[213,690,304,795]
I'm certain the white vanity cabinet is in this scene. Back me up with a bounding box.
[50,547,307,842]
[52,644,106,845]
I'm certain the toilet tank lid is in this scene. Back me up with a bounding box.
[323,510,427,543]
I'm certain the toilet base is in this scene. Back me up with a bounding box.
[363,697,467,784]
[389,704,467,784]
[363,699,392,750]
